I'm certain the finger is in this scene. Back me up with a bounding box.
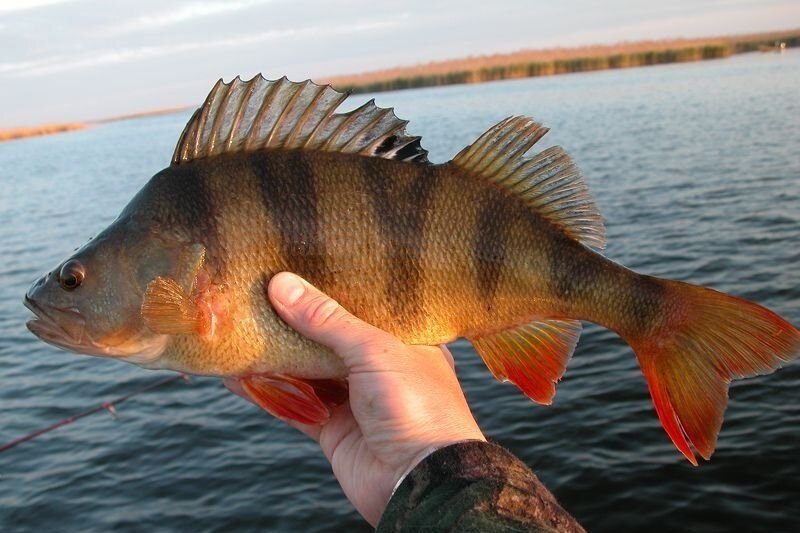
[267,272,402,369]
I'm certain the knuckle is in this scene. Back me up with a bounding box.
[344,336,404,370]
[303,296,342,329]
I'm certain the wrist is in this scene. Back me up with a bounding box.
[392,435,487,495]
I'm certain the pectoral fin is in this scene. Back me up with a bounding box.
[241,374,348,425]
[142,276,208,335]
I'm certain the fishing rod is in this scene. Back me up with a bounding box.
[0,373,190,453]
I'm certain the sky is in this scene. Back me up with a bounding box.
[1,0,798,127]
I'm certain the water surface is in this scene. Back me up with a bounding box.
[1,51,798,531]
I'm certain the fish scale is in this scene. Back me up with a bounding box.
[25,75,799,465]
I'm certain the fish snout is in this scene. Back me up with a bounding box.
[24,272,52,319]
[25,272,50,303]
[23,292,36,315]
[24,272,87,347]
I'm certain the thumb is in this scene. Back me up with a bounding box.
[268,272,402,371]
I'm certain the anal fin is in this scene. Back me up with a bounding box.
[469,319,581,405]
[241,374,348,425]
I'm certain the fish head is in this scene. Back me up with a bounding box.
[24,215,204,365]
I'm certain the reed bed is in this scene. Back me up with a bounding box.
[327,29,800,94]
[0,123,87,143]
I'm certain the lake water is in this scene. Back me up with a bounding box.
[1,51,798,532]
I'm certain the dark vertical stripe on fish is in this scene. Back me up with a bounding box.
[254,152,329,288]
[473,191,509,310]
[628,274,666,333]
[547,229,595,302]
[159,166,222,270]
[361,158,437,319]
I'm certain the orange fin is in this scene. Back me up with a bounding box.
[469,319,581,405]
[241,374,348,425]
[631,281,800,465]
[304,378,350,406]
[142,277,206,335]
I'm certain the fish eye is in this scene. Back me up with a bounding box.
[59,260,85,291]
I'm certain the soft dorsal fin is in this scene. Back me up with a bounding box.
[452,116,606,250]
[172,75,428,165]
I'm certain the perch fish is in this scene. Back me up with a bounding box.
[24,75,799,464]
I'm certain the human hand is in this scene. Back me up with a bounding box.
[225,272,486,526]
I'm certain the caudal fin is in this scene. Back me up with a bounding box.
[629,280,799,465]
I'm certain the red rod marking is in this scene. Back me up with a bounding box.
[0,374,189,453]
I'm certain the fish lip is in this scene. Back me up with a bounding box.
[24,294,88,350]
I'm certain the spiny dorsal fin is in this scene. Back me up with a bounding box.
[469,318,582,405]
[172,75,428,165]
[452,117,606,250]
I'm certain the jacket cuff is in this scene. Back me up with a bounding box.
[377,440,583,532]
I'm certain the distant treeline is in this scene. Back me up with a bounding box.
[329,30,800,94]
[0,123,87,142]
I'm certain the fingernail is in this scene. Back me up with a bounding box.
[274,274,305,306]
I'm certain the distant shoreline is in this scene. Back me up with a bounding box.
[0,123,88,143]
[2,28,797,143]
[0,106,193,144]
[325,28,800,94]
[91,105,192,124]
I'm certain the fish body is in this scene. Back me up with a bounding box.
[25,76,799,464]
[49,150,569,375]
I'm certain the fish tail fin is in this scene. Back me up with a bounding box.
[627,278,799,464]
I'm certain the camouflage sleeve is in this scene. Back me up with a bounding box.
[376,440,584,532]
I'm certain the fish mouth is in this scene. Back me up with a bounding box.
[23,295,99,355]
[24,294,168,363]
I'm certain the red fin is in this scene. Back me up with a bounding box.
[631,281,800,465]
[469,319,581,405]
[241,374,348,425]
[304,378,349,406]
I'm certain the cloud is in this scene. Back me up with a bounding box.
[0,0,77,14]
[0,17,407,77]
[101,0,274,36]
